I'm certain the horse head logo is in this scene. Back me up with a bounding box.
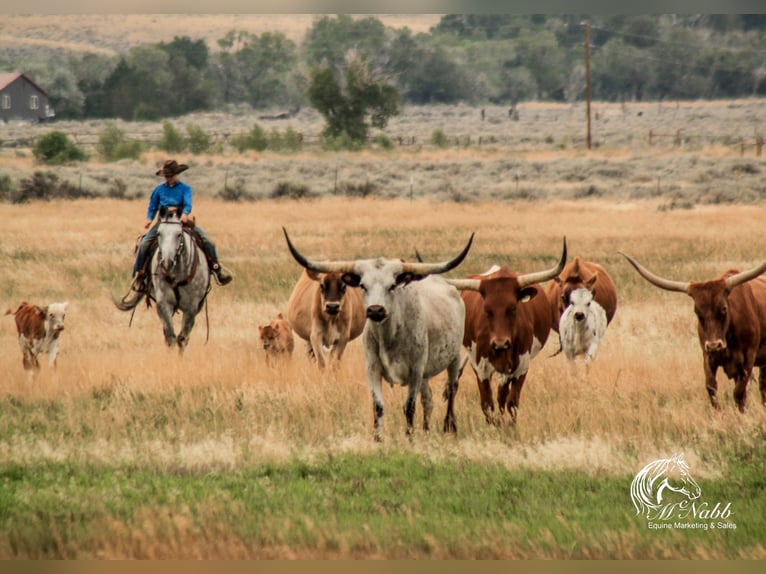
[630,453,702,519]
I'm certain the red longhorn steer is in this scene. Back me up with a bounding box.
[621,253,766,412]
[449,239,567,423]
[286,269,365,368]
[545,256,617,333]
[5,301,68,378]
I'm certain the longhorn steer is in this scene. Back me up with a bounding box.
[5,301,68,379]
[286,269,365,368]
[545,256,617,333]
[621,253,766,412]
[448,239,567,424]
[283,228,473,440]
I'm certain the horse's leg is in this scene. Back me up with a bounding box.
[176,309,197,354]
[156,303,177,347]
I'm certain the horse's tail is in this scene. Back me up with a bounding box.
[113,290,144,312]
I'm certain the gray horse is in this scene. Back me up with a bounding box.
[115,206,211,354]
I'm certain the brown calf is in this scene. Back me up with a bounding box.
[258,313,295,364]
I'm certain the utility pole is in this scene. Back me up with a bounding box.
[585,19,592,150]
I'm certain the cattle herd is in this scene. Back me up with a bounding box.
[6,226,766,439]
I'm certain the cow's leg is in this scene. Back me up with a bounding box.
[703,355,721,410]
[505,373,527,424]
[48,339,60,369]
[365,354,385,441]
[759,368,766,408]
[733,370,752,414]
[176,311,197,354]
[403,377,422,438]
[442,357,460,433]
[330,338,348,369]
[310,330,326,369]
[474,371,496,424]
[419,378,433,433]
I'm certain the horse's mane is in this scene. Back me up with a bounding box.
[630,454,688,516]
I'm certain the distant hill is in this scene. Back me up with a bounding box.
[0,14,443,55]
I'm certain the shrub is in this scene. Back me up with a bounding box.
[431,129,449,148]
[338,181,379,198]
[0,173,14,202]
[374,134,394,150]
[231,123,268,153]
[282,126,303,152]
[217,178,255,202]
[322,132,363,151]
[14,171,94,203]
[98,124,143,161]
[33,131,87,165]
[271,181,314,199]
[186,124,211,154]
[158,120,186,153]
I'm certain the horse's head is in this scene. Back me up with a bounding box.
[157,207,186,277]
[659,453,702,503]
[631,453,702,516]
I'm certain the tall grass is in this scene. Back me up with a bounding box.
[1,197,765,557]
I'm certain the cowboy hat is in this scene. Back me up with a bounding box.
[155,159,189,177]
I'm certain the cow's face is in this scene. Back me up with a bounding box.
[259,324,278,350]
[342,259,424,323]
[479,272,538,356]
[689,280,732,353]
[558,274,597,315]
[44,302,68,337]
[308,270,347,316]
[566,286,596,324]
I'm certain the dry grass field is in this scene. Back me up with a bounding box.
[2,195,765,467]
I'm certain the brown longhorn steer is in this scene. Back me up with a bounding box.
[545,256,618,333]
[621,253,766,412]
[448,239,567,424]
[286,269,365,368]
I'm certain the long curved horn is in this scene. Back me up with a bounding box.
[725,259,766,290]
[620,252,689,293]
[445,278,482,291]
[517,237,568,288]
[283,227,357,274]
[400,232,475,275]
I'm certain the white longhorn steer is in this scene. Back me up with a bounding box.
[558,286,607,372]
[283,228,474,440]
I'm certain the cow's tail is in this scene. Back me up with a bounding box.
[4,302,25,316]
[548,334,563,358]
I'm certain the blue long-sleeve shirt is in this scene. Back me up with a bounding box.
[146,180,192,221]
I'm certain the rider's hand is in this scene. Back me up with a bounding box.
[144,219,152,229]
[180,213,188,224]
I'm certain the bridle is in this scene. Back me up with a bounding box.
[158,220,200,288]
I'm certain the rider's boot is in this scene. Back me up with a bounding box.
[212,262,233,286]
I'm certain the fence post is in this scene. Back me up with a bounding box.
[740,138,745,157]
[648,129,653,146]
[756,136,764,157]
[675,129,682,148]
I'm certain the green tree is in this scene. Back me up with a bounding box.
[307,58,400,144]
[211,30,298,108]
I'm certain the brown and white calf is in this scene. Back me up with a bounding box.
[5,301,69,377]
